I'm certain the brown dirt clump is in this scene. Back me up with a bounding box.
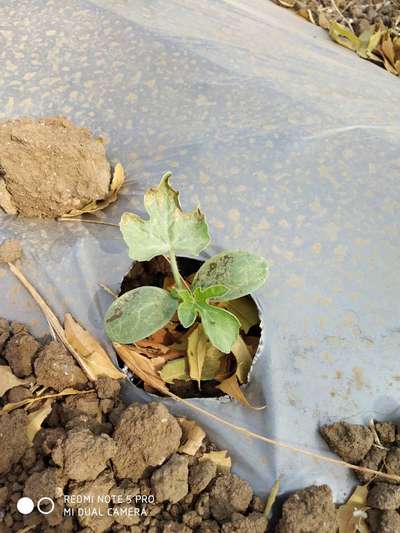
[112,402,182,481]
[4,331,41,378]
[0,116,111,218]
[368,483,400,510]
[52,428,116,481]
[367,509,400,533]
[209,473,253,521]
[320,421,373,463]
[34,341,88,392]
[0,410,29,475]
[277,484,336,532]
[0,317,269,532]
[151,453,189,503]
[189,460,217,494]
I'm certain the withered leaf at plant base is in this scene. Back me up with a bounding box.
[64,313,124,380]
[217,374,265,410]
[114,343,168,394]
[2,388,94,413]
[222,296,259,334]
[336,485,369,533]
[231,335,253,384]
[178,418,206,455]
[0,365,29,397]
[159,358,190,384]
[62,163,125,217]
[187,325,226,386]
[199,451,231,473]
[26,400,53,444]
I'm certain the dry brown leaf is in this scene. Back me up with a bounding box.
[217,374,265,410]
[318,12,331,30]
[231,335,253,384]
[26,400,53,444]
[337,485,369,533]
[64,313,124,380]
[178,418,206,455]
[135,339,171,354]
[62,162,125,217]
[2,388,93,413]
[199,451,231,473]
[0,365,29,397]
[114,343,168,394]
[222,296,259,334]
[382,36,396,65]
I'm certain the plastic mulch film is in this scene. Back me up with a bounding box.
[1,0,400,502]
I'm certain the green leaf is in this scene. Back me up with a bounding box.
[223,296,259,334]
[159,358,190,384]
[231,335,253,383]
[178,302,197,328]
[104,286,178,344]
[198,303,240,353]
[192,251,269,301]
[193,285,228,303]
[120,173,210,261]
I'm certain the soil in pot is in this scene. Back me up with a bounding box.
[118,255,262,399]
[0,317,269,533]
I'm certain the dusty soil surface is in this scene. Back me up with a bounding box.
[0,116,111,218]
[321,420,400,531]
[274,0,400,36]
[119,256,262,399]
[276,485,336,532]
[0,318,268,532]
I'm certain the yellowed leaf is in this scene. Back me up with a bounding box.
[187,325,208,388]
[277,0,295,6]
[114,343,168,394]
[222,296,259,334]
[367,30,383,54]
[62,163,125,217]
[199,451,231,473]
[217,374,265,409]
[188,325,227,385]
[231,335,253,384]
[159,358,190,384]
[26,400,53,444]
[329,22,360,52]
[178,418,206,455]
[2,388,93,413]
[337,485,370,533]
[0,365,29,397]
[64,313,124,380]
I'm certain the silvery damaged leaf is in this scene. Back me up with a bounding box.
[104,286,178,344]
[120,172,210,261]
[192,251,269,301]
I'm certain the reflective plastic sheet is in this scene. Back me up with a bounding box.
[1,0,400,501]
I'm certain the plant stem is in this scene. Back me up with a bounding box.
[168,249,183,290]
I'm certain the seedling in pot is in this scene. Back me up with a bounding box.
[104,173,269,401]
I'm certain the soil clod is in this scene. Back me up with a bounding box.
[0,116,112,218]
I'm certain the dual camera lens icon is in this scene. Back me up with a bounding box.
[17,496,55,515]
